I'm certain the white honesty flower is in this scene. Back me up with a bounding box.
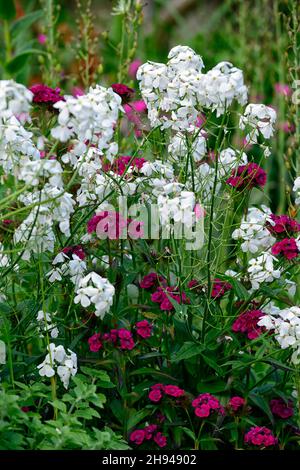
[239,103,276,143]
[248,251,281,290]
[293,177,300,206]
[74,272,115,318]
[0,79,32,120]
[36,310,59,339]
[37,343,77,388]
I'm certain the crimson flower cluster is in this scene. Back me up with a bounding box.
[192,393,224,418]
[130,425,167,448]
[271,238,299,260]
[104,155,146,176]
[151,286,190,311]
[140,272,166,290]
[30,84,65,105]
[232,309,266,340]
[88,320,153,352]
[226,162,267,190]
[228,396,246,412]
[270,398,294,419]
[244,426,277,447]
[62,245,86,260]
[148,383,185,403]
[87,211,143,240]
[266,214,300,237]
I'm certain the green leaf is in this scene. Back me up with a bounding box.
[5,49,45,74]
[248,393,274,425]
[200,353,223,375]
[181,427,196,441]
[129,367,175,380]
[50,400,67,413]
[11,10,43,39]
[127,408,150,431]
[171,341,203,362]
[0,0,16,21]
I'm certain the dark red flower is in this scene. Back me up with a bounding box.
[130,429,145,445]
[228,396,245,412]
[136,320,153,339]
[244,426,277,447]
[266,214,300,237]
[62,245,86,260]
[226,163,267,190]
[271,238,299,260]
[270,398,294,419]
[153,432,167,448]
[30,84,65,105]
[211,278,232,299]
[118,328,135,350]
[232,309,266,340]
[88,333,102,352]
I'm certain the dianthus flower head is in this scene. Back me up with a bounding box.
[135,320,153,339]
[226,162,267,190]
[271,238,299,260]
[232,309,266,340]
[30,84,65,106]
[270,398,294,419]
[244,426,277,447]
[111,83,134,103]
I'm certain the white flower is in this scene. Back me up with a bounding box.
[37,343,77,388]
[36,310,59,339]
[293,177,300,206]
[248,251,281,290]
[74,272,115,318]
[239,103,276,143]
[0,80,32,120]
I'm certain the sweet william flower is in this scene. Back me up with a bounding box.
[228,396,246,412]
[136,320,153,339]
[232,309,266,340]
[244,426,277,447]
[271,238,299,260]
[129,429,145,445]
[88,333,102,352]
[226,162,267,190]
[270,398,294,419]
[153,432,167,448]
[111,83,134,103]
[30,84,65,105]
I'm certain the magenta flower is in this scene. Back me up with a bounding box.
[274,83,292,97]
[130,429,145,445]
[30,84,65,105]
[270,398,294,419]
[140,273,166,290]
[136,320,153,339]
[244,426,277,447]
[111,83,134,103]
[37,34,47,45]
[149,389,163,403]
[232,309,266,340]
[153,432,167,448]
[118,328,135,350]
[266,214,300,237]
[211,278,232,299]
[226,162,267,190]
[228,396,245,412]
[151,286,190,311]
[192,393,224,419]
[271,238,299,260]
[87,211,127,239]
[88,333,102,352]
[107,155,146,176]
[144,424,158,440]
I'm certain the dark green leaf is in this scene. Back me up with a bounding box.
[0,0,16,21]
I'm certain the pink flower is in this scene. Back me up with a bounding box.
[149,389,163,403]
[270,398,294,419]
[72,87,85,97]
[232,309,266,340]
[278,121,295,133]
[124,100,148,137]
[151,286,190,311]
[111,83,134,103]
[192,393,224,418]
[87,211,127,239]
[226,163,267,190]
[88,333,102,352]
[187,279,201,290]
[130,429,145,445]
[194,203,206,220]
[30,84,64,105]
[271,238,299,260]
[266,214,300,237]
[62,245,86,260]
[136,320,153,339]
[244,426,277,447]
[144,424,158,440]
[153,432,167,448]
[128,59,142,79]
[274,83,292,97]
[107,155,146,176]
[211,278,232,299]
[37,34,47,45]
[229,396,245,412]
[195,113,206,128]
[118,328,135,350]
[164,385,185,398]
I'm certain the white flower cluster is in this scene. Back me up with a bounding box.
[47,252,87,286]
[168,130,207,162]
[258,306,300,364]
[51,84,122,146]
[293,177,300,206]
[157,190,197,234]
[36,310,59,339]
[247,251,281,290]
[232,205,275,253]
[37,343,77,389]
[239,103,276,144]
[137,45,247,131]
[74,272,115,319]
[0,79,32,120]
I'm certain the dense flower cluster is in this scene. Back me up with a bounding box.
[74,272,115,318]
[232,309,266,340]
[192,393,224,418]
[244,426,277,447]
[271,238,300,260]
[226,163,267,190]
[151,285,190,311]
[130,425,167,448]
[270,398,294,419]
[148,383,185,402]
[30,84,65,105]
